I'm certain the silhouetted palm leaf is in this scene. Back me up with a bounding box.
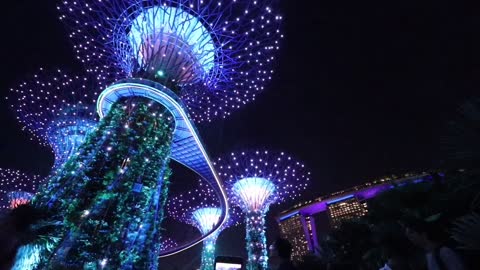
[451,212,480,251]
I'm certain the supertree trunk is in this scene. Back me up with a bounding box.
[201,235,218,270]
[245,210,268,270]
[33,97,174,269]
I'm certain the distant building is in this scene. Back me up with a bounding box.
[327,195,368,228]
[277,173,429,262]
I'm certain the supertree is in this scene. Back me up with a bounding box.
[0,168,42,211]
[168,181,241,270]
[57,0,283,122]
[215,150,310,270]
[7,68,99,173]
[19,0,284,268]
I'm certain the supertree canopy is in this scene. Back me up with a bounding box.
[168,181,240,270]
[8,68,99,172]
[215,150,310,270]
[57,0,284,122]
[0,168,42,211]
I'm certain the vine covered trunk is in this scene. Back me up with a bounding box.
[201,235,218,270]
[245,210,268,270]
[32,97,174,269]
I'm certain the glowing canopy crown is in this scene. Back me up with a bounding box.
[232,177,276,212]
[128,6,215,82]
[192,207,222,235]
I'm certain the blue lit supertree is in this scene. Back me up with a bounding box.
[168,181,240,270]
[18,0,285,268]
[7,68,99,173]
[215,150,310,270]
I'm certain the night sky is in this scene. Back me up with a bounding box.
[0,0,475,267]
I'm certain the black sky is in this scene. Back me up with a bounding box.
[0,0,476,266]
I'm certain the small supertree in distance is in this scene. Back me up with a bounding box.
[7,68,99,173]
[0,168,42,211]
[168,181,241,270]
[215,150,310,270]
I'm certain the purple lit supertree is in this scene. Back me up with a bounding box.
[215,150,310,270]
[15,0,285,268]
[0,168,42,211]
[57,0,283,122]
[7,68,99,173]
[168,181,241,270]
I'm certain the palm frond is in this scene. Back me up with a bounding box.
[451,212,480,251]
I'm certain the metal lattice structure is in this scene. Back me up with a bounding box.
[215,150,310,270]
[57,0,283,122]
[7,68,100,171]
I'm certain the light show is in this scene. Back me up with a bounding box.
[0,0,284,268]
[7,68,99,172]
[57,0,283,122]
[168,181,240,270]
[215,150,310,270]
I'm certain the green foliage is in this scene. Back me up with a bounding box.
[29,97,175,269]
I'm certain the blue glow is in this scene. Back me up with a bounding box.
[326,194,354,205]
[279,210,299,221]
[11,244,44,270]
[232,177,277,212]
[192,207,222,235]
[128,6,215,80]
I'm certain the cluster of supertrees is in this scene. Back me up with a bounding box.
[167,151,310,270]
[0,0,312,270]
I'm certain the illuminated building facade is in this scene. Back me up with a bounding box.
[327,196,368,228]
[277,173,429,262]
